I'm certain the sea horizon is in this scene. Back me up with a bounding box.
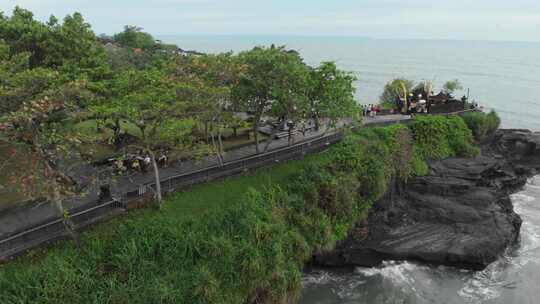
[157,34,540,45]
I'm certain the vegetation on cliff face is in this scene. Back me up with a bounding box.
[410,115,479,159]
[462,110,501,141]
[0,114,483,304]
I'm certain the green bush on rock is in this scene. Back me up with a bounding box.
[462,110,501,141]
[410,115,478,159]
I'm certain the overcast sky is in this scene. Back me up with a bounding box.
[1,0,540,42]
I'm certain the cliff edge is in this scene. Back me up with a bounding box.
[314,129,540,270]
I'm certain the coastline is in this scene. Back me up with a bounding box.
[300,175,540,303]
[312,129,540,270]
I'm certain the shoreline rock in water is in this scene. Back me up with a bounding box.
[314,129,540,270]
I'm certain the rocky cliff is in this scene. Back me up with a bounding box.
[314,129,540,270]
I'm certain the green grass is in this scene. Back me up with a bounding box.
[6,151,320,257]
[162,153,318,219]
[0,152,327,303]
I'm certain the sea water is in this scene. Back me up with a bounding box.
[160,36,540,303]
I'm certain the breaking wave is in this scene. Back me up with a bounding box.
[301,177,540,304]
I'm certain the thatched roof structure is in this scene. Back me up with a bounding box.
[429,91,452,104]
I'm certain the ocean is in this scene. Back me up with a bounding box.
[161,35,540,304]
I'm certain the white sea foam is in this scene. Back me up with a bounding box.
[302,270,342,286]
[510,193,536,204]
[356,261,429,294]
[457,258,510,303]
[527,183,540,190]
[458,176,540,303]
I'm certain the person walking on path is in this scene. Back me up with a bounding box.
[143,155,151,173]
[131,158,140,172]
[158,153,168,168]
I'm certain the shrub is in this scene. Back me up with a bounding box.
[462,110,501,141]
[445,115,479,157]
[410,116,453,159]
[409,115,477,159]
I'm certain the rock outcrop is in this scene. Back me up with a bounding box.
[314,129,540,270]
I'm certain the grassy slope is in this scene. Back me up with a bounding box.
[4,151,318,256]
[0,152,321,303]
[162,154,317,219]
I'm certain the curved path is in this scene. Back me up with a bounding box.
[0,114,411,260]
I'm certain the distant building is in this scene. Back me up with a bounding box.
[429,91,453,104]
[428,91,465,113]
[176,47,205,57]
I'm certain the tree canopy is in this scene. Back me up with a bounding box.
[0,7,107,74]
[379,78,415,105]
[443,79,463,94]
[308,61,357,130]
[113,25,156,50]
[0,7,358,211]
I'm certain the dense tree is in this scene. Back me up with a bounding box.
[1,6,362,212]
[233,46,311,152]
[87,99,125,146]
[0,41,57,114]
[168,53,244,163]
[379,78,415,110]
[111,69,197,206]
[0,81,92,245]
[308,62,358,132]
[262,50,311,147]
[0,7,108,118]
[0,7,107,74]
[113,25,156,50]
[104,45,155,71]
[443,79,463,95]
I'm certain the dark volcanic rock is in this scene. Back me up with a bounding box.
[314,130,540,270]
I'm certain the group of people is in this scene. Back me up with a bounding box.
[394,94,429,115]
[361,104,382,117]
[408,95,429,115]
[111,152,169,175]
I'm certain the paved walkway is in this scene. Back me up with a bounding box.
[0,114,411,239]
[111,115,411,194]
